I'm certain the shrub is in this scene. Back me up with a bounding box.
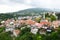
[0,32,13,40]
[0,27,5,33]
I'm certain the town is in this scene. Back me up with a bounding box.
[0,12,60,40]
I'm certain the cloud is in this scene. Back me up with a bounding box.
[0,0,60,13]
[0,0,33,13]
[0,4,33,13]
[10,0,60,9]
[29,0,60,9]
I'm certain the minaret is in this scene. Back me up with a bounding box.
[43,12,45,19]
[52,12,55,16]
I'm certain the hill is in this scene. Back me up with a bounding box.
[0,8,58,21]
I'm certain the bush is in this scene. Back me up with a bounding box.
[34,17,41,23]
[45,13,57,21]
[15,27,42,40]
[0,27,5,33]
[0,32,13,40]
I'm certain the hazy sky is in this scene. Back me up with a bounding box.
[0,0,60,13]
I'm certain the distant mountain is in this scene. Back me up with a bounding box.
[12,8,52,13]
[0,8,60,21]
[16,8,52,12]
[7,8,52,16]
[1,8,60,14]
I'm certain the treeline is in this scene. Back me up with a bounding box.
[0,14,14,21]
[56,13,60,20]
[0,13,41,21]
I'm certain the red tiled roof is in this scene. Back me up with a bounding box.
[26,20,36,25]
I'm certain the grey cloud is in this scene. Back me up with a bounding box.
[10,0,25,3]
[10,0,33,6]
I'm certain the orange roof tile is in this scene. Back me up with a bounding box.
[13,30,20,35]
[26,19,36,25]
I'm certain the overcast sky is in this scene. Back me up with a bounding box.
[0,0,60,13]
